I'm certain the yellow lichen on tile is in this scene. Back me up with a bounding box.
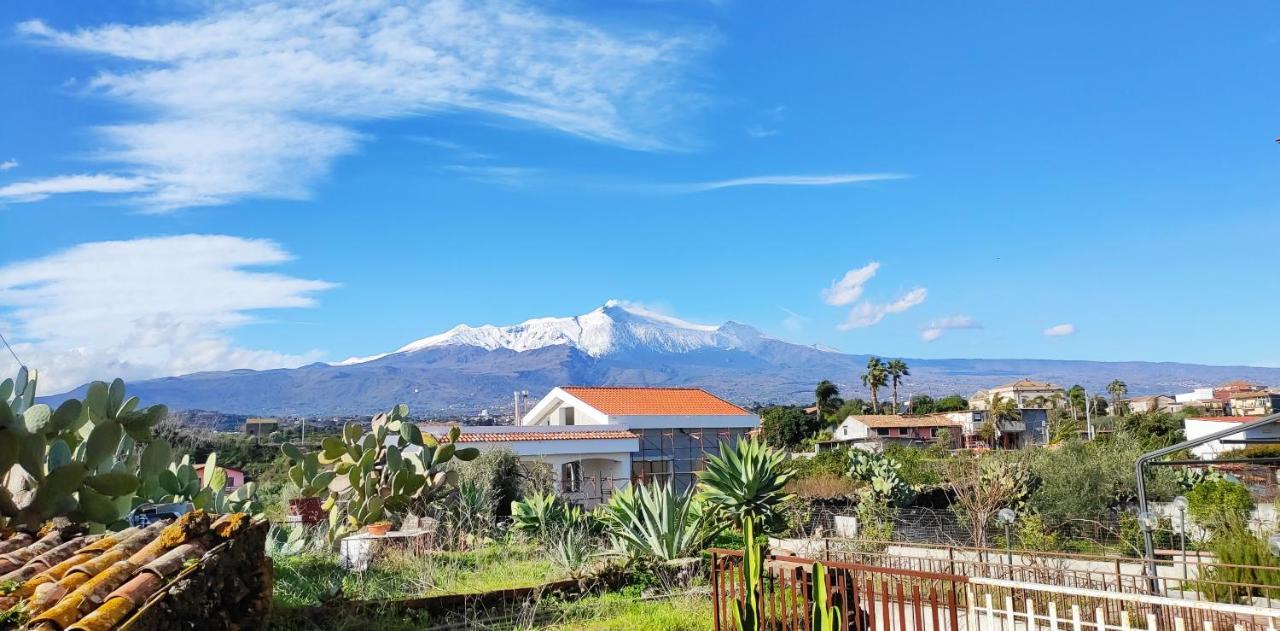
[212,513,248,539]
[65,595,135,631]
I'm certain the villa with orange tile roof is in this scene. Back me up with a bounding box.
[420,386,757,506]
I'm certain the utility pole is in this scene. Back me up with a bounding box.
[1085,389,1094,440]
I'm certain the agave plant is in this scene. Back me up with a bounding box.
[510,490,582,536]
[697,438,792,631]
[549,523,598,578]
[599,482,709,562]
[697,437,793,532]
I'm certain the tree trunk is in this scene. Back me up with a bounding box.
[892,384,900,415]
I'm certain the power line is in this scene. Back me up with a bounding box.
[0,328,24,367]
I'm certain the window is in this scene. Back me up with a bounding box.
[876,428,890,436]
[631,459,671,484]
[563,407,575,426]
[561,461,582,493]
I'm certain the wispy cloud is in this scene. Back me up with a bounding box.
[839,288,927,330]
[0,235,335,391]
[17,0,708,211]
[671,173,906,194]
[920,314,981,342]
[0,174,152,203]
[407,136,494,161]
[745,104,785,138]
[0,159,17,171]
[821,262,880,306]
[443,165,539,188]
[779,306,809,332]
[1044,323,1076,337]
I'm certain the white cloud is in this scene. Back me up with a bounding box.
[17,0,707,211]
[673,173,907,193]
[0,159,18,171]
[821,262,880,306]
[920,314,981,342]
[0,174,152,202]
[1044,323,1076,337]
[838,287,927,330]
[443,165,538,188]
[0,235,335,392]
[779,306,808,332]
[745,125,778,138]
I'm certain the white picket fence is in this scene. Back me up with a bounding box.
[965,577,1280,631]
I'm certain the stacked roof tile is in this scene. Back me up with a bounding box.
[0,511,253,631]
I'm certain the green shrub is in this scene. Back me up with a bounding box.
[511,490,582,537]
[1187,479,1254,528]
[786,449,852,480]
[1195,521,1280,603]
[599,482,709,561]
[881,444,942,487]
[1219,444,1280,460]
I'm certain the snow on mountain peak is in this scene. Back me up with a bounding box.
[334,301,769,365]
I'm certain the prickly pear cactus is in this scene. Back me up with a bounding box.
[281,403,479,541]
[849,450,915,507]
[1,369,256,531]
[0,372,170,529]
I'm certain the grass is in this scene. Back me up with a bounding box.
[272,542,562,608]
[537,590,714,630]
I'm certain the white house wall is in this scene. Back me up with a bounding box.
[520,388,611,426]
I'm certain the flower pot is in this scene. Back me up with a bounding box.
[367,523,392,537]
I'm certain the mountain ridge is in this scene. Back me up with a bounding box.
[43,302,1280,417]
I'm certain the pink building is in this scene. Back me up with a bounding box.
[193,464,246,490]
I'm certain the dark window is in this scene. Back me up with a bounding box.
[876,428,890,436]
[563,407,575,425]
[561,461,581,493]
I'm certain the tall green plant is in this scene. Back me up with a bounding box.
[698,438,792,631]
[810,561,842,631]
[511,489,582,536]
[599,481,708,561]
[848,450,914,507]
[281,403,479,541]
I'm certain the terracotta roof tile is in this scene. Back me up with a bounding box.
[0,512,258,629]
[561,386,751,416]
[846,414,960,429]
[452,430,638,442]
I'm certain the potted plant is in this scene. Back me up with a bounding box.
[367,521,393,537]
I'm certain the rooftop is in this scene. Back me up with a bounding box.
[847,414,959,429]
[561,386,750,416]
[420,425,638,442]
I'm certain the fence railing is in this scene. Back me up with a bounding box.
[806,541,1280,609]
[709,547,1280,631]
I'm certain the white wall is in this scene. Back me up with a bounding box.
[1184,417,1280,459]
[1176,388,1215,404]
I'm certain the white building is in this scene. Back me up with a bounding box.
[1183,416,1280,460]
[969,379,1065,410]
[1175,388,1215,404]
[422,386,759,506]
[823,414,959,451]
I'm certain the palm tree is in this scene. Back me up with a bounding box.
[814,380,840,423]
[887,359,910,414]
[861,357,888,413]
[1107,379,1128,416]
[985,394,1021,448]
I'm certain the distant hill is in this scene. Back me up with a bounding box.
[45,301,1280,417]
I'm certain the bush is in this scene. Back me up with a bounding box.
[1196,521,1280,603]
[882,444,943,487]
[451,448,522,518]
[1219,444,1280,460]
[786,449,852,480]
[760,406,822,449]
[1187,479,1254,528]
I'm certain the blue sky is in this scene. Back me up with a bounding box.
[2,1,1279,390]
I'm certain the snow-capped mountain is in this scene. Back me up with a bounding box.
[44,301,1280,418]
[337,300,770,364]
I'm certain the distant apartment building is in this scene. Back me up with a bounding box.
[242,418,278,437]
[1228,390,1280,417]
[969,379,1065,411]
[418,386,758,506]
[1122,394,1177,414]
[821,414,960,451]
[946,408,1049,449]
